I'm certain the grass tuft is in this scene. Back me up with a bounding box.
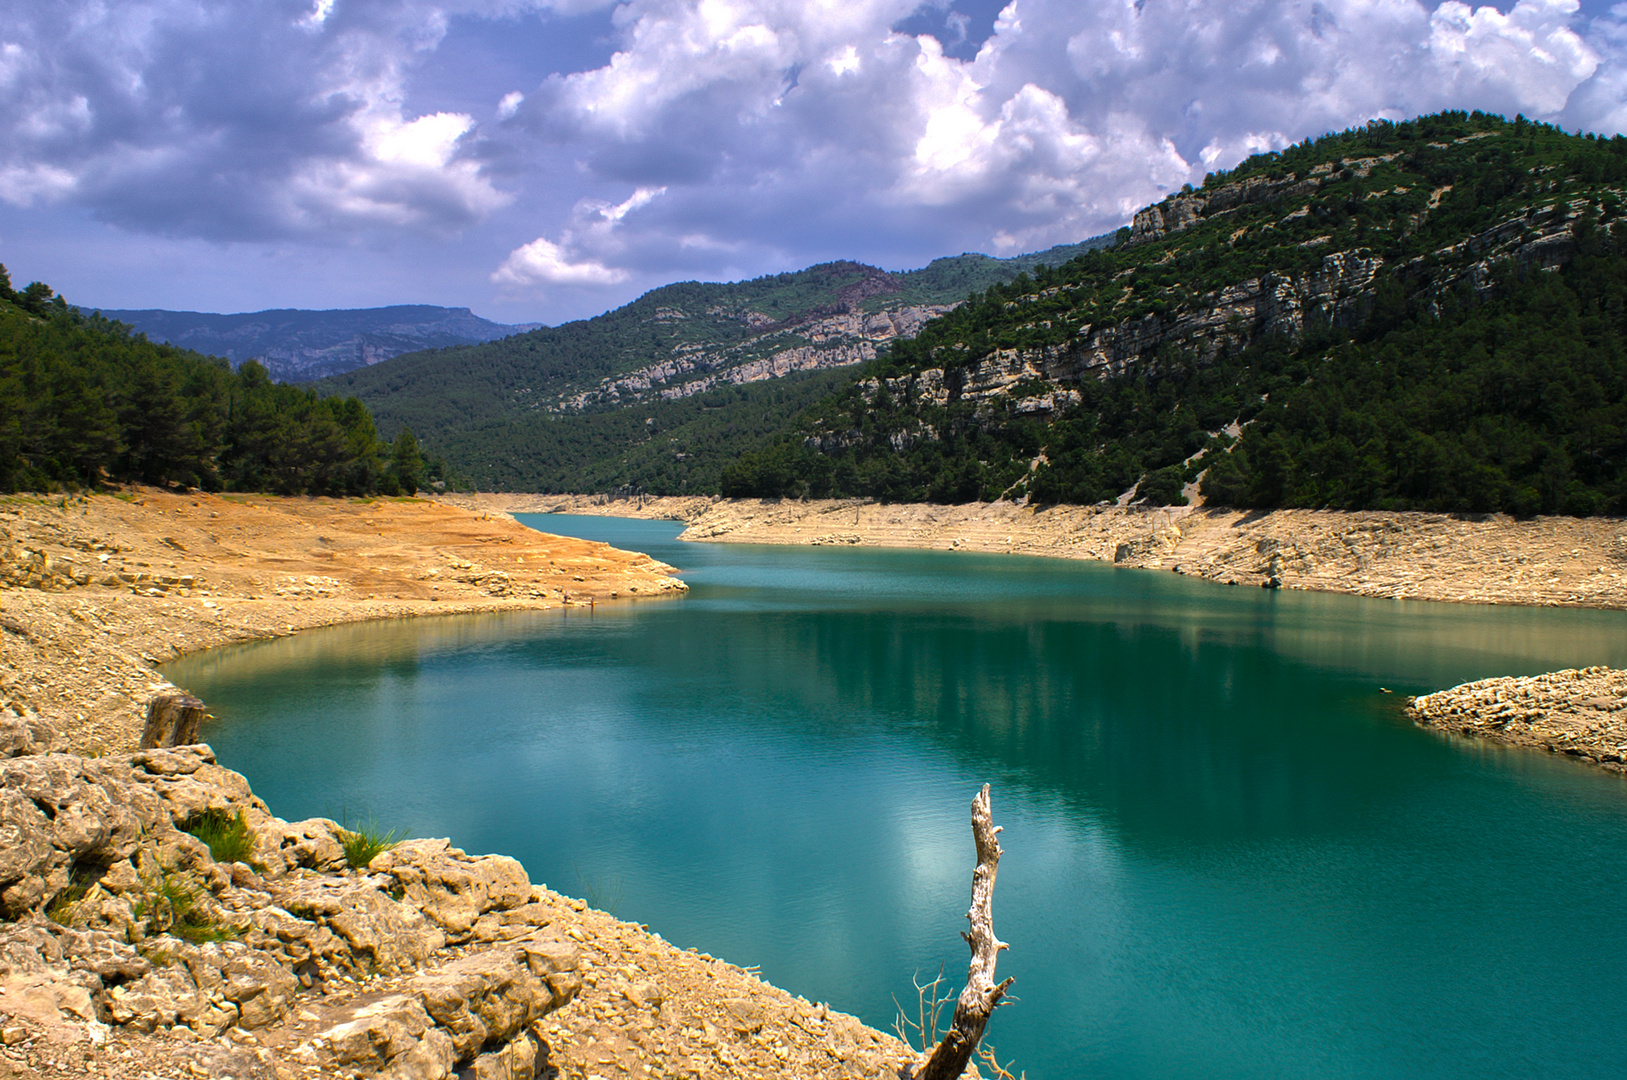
[184,808,256,866]
[338,816,402,869]
[131,861,238,944]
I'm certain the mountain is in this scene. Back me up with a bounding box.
[314,241,1110,492]
[95,305,541,383]
[721,111,1627,518]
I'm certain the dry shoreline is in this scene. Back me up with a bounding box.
[457,493,1627,770]
[0,489,925,1080]
[0,488,687,752]
[465,493,1627,610]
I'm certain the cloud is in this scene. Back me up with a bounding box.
[0,0,530,239]
[505,0,1623,268]
[7,0,1627,319]
[492,235,629,285]
[491,184,667,290]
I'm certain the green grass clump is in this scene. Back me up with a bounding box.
[45,866,96,926]
[132,862,238,944]
[339,818,402,869]
[184,808,256,865]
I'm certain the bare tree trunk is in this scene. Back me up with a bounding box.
[916,784,1013,1080]
[139,692,208,749]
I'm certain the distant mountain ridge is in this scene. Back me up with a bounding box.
[314,239,1112,492]
[95,305,541,383]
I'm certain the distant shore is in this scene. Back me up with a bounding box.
[451,493,1627,610]
[451,492,1627,775]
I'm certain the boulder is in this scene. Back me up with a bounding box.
[370,841,531,941]
[273,877,445,976]
[406,937,579,1061]
[0,710,60,757]
[250,817,347,877]
[0,754,156,917]
[120,745,267,825]
[317,994,456,1079]
[459,1029,541,1080]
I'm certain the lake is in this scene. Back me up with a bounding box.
[165,514,1627,1079]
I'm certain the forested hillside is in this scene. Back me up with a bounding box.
[0,270,443,495]
[316,243,1107,491]
[723,111,1627,517]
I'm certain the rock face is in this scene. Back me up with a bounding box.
[1410,667,1627,768]
[0,742,585,1079]
[850,195,1586,429]
[557,302,955,412]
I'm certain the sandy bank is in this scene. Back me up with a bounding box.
[0,488,685,753]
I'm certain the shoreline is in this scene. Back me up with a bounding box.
[454,493,1627,771]
[1409,667,1627,773]
[453,493,1627,610]
[0,488,687,753]
[0,488,922,1080]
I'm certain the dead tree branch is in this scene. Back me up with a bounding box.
[916,783,1013,1080]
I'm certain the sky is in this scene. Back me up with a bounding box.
[4,0,1627,325]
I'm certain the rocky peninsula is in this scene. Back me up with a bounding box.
[1408,666,1627,772]
[0,490,920,1080]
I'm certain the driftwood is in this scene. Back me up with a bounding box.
[916,784,1013,1080]
[139,691,208,749]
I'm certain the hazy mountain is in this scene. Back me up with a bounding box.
[95,305,541,383]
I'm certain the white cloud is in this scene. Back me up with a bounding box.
[0,163,78,207]
[8,0,1627,319]
[491,183,666,290]
[492,235,628,285]
[0,0,531,239]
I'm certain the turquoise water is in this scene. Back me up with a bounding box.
[166,514,1627,1079]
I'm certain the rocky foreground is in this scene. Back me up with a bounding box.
[0,735,915,1080]
[0,491,925,1080]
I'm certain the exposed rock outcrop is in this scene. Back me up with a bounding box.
[0,732,923,1079]
[1409,667,1627,768]
[557,302,955,411]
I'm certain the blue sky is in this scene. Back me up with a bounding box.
[3,0,1626,324]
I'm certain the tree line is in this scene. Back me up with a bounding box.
[0,267,444,495]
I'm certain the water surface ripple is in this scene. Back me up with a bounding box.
[166,514,1627,1080]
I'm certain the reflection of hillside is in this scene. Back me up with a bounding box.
[166,609,568,690]
[173,538,1627,856]
[597,567,1627,849]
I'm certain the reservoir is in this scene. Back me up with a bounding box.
[166,514,1627,1079]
